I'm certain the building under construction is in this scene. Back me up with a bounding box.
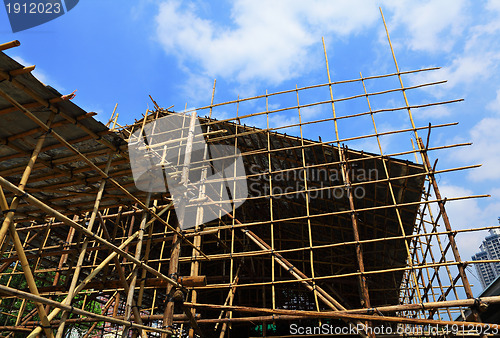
[0,12,500,338]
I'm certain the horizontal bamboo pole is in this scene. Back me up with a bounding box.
[171,193,489,236]
[9,65,35,76]
[156,67,442,116]
[171,162,479,208]
[138,107,459,172]
[188,259,486,290]
[0,326,32,332]
[24,313,198,326]
[184,301,498,330]
[191,314,305,324]
[341,296,500,314]
[180,294,495,324]
[0,40,20,51]
[14,204,169,232]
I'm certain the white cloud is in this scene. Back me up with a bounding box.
[439,183,483,229]
[380,0,468,53]
[487,0,500,12]
[414,105,451,119]
[155,0,380,88]
[390,1,500,101]
[270,114,298,129]
[178,72,215,107]
[460,117,500,181]
[486,89,500,111]
[407,52,500,99]
[451,83,500,182]
[437,183,488,258]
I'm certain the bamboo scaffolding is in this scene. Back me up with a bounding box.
[0,22,494,336]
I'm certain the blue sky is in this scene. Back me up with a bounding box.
[1,0,500,294]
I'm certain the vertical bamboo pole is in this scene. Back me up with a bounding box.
[339,148,372,311]
[227,94,240,332]
[7,226,32,326]
[265,90,277,312]
[322,39,372,328]
[121,193,151,338]
[8,223,54,337]
[187,79,216,338]
[379,8,477,320]
[421,182,464,320]
[55,154,113,337]
[215,263,242,335]
[0,110,56,247]
[359,71,423,304]
[152,209,171,314]
[163,110,198,334]
[412,182,451,319]
[133,204,156,338]
[0,111,57,337]
[295,86,321,313]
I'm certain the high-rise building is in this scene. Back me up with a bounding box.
[472,227,500,289]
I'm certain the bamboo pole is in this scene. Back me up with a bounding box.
[183,301,499,330]
[265,89,278,313]
[7,224,54,337]
[132,206,155,338]
[226,94,240,336]
[176,67,442,117]
[163,110,198,335]
[9,65,35,76]
[295,85,321,314]
[0,40,20,51]
[188,80,216,338]
[121,193,151,338]
[217,263,241,338]
[0,111,57,337]
[0,110,56,254]
[94,211,147,336]
[339,147,373,334]
[54,154,113,338]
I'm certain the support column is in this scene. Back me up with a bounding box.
[121,193,151,338]
[163,111,198,335]
[0,110,56,337]
[339,147,371,308]
[55,154,114,338]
